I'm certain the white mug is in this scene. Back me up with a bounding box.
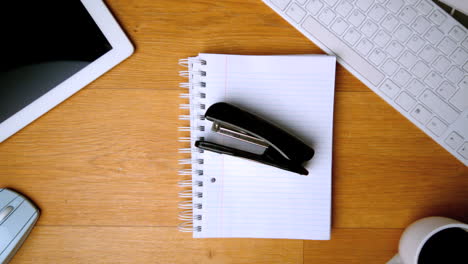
[387,216,468,264]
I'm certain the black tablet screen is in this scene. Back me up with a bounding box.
[0,1,112,123]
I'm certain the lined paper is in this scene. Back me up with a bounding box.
[192,54,336,239]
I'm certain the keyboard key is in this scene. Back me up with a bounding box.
[459,76,468,90]
[419,45,438,63]
[394,69,411,86]
[446,66,464,84]
[428,10,446,25]
[424,72,443,89]
[382,14,399,32]
[336,0,353,17]
[416,1,433,15]
[343,28,361,45]
[411,104,432,124]
[386,0,404,13]
[412,16,431,34]
[432,56,451,73]
[386,40,404,58]
[381,59,399,75]
[458,142,468,160]
[348,10,366,27]
[407,35,425,53]
[420,89,459,123]
[424,31,444,48]
[368,4,386,22]
[287,3,307,23]
[436,82,457,100]
[323,0,338,6]
[361,20,378,38]
[306,0,323,15]
[438,15,459,35]
[462,37,468,49]
[271,0,291,10]
[296,0,307,4]
[379,79,400,98]
[322,0,339,5]
[449,26,467,42]
[445,131,464,149]
[452,110,468,139]
[395,25,412,43]
[318,8,336,25]
[396,92,416,111]
[449,48,468,66]
[406,79,425,97]
[399,51,418,69]
[356,0,373,12]
[331,18,349,35]
[302,16,385,85]
[464,62,468,72]
[398,6,417,24]
[411,61,430,79]
[369,49,386,66]
[424,27,444,45]
[449,86,468,111]
[373,30,391,48]
[426,117,448,136]
[356,38,374,55]
[437,37,457,56]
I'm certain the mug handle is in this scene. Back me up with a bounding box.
[387,254,404,264]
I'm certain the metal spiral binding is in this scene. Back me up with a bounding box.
[179,93,190,99]
[177,57,207,233]
[178,200,202,209]
[178,148,191,153]
[178,180,203,187]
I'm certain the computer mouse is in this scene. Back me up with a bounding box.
[0,189,39,264]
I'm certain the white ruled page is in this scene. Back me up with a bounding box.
[194,54,336,240]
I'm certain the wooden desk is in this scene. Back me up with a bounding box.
[1,0,466,263]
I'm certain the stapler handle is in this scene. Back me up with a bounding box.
[195,140,308,175]
[204,102,314,162]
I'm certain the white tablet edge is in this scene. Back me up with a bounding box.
[0,0,134,142]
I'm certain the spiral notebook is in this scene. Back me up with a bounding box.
[178,54,336,240]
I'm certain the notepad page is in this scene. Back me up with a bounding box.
[193,54,336,240]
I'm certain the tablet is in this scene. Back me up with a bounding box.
[0,0,134,142]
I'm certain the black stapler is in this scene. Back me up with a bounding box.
[194,102,314,175]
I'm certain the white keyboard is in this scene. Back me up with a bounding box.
[263,0,468,166]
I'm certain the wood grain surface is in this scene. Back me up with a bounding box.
[1,0,467,263]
